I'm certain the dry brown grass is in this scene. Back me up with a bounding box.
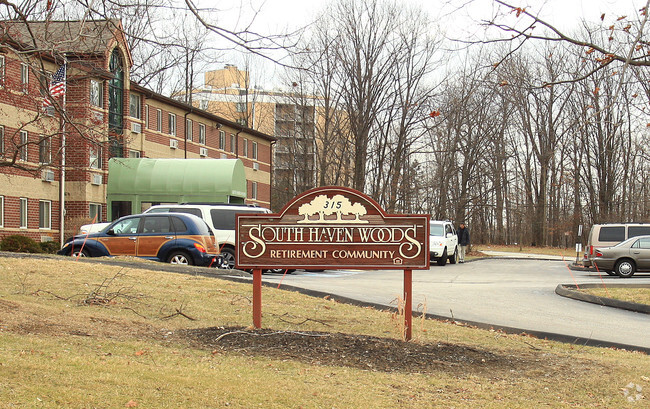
[0,255,648,408]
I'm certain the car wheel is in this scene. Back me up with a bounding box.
[437,248,448,266]
[449,247,458,264]
[168,251,193,266]
[72,248,89,258]
[614,259,635,278]
[220,247,236,269]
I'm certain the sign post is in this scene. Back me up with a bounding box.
[237,186,430,340]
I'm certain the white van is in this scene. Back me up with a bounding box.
[143,203,271,268]
[583,223,650,267]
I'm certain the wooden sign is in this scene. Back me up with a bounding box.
[236,186,430,270]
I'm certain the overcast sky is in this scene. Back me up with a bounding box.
[209,0,644,87]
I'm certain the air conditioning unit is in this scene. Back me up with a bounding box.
[41,169,54,182]
[131,122,142,134]
[91,174,103,185]
[253,162,259,171]
[200,147,208,157]
[169,139,178,149]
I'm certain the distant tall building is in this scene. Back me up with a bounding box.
[187,65,318,210]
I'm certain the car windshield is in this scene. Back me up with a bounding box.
[430,224,444,236]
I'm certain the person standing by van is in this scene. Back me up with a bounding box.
[458,222,470,263]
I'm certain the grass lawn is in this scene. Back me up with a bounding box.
[0,256,648,408]
[578,287,650,306]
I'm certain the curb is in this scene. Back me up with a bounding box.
[556,283,650,314]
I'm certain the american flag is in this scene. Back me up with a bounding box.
[43,64,66,107]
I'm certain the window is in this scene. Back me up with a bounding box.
[219,131,225,150]
[252,141,258,160]
[19,130,27,161]
[156,109,162,132]
[186,119,193,141]
[0,55,5,86]
[199,123,206,145]
[199,100,208,110]
[145,105,149,128]
[39,136,51,164]
[89,203,102,223]
[19,198,27,228]
[243,138,248,157]
[21,63,29,93]
[90,80,103,108]
[39,200,51,229]
[599,227,625,242]
[128,150,141,158]
[637,238,650,249]
[0,196,4,227]
[89,144,102,169]
[236,118,247,126]
[108,49,124,132]
[230,134,235,153]
[168,113,176,136]
[251,182,258,200]
[0,126,4,156]
[628,226,650,238]
[129,94,141,119]
[236,102,246,113]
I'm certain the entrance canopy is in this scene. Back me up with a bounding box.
[107,158,247,219]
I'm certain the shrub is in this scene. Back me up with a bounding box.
[0,235,43,253]
[39,241,61,254]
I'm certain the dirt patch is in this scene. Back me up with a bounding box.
[179,326,594,377]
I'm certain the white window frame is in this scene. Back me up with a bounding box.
[39,200,51,230]
[0,55,5,86]
[243,138,248,157]
[219,130,225,150]
[199,123,206,145]
[168,113,176,136]
[252,141,258,160]
[0,125,4,156]
[21,63,29,93]
[90,79,103,108]
[128,150,141,158]
[0,195,4,227]
[156,109,162,132]
[186,118,193,141]
[89,203,102,223]
[251,181,258,200]
[39,136,51,164]
[130,94,141,119]
[89,144,102,169]
[145,105,149,129]
[19,130,28,161]
[19,198,27,229]
[230,134,235,153]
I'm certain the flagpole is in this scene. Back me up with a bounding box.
[58,62,67,246]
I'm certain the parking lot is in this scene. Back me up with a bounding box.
[256,257,650,351]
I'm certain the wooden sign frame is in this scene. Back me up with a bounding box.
[236,186,430,340]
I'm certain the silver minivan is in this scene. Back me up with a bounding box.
[583,223,650,267]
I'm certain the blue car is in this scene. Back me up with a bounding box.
[59,213,219,267]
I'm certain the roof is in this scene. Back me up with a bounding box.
[0,19,132,67]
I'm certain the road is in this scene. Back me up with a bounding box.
[250,257,650,351]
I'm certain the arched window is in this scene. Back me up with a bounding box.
[108,48,124,156]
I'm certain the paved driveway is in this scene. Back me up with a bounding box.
[256,258,650,351]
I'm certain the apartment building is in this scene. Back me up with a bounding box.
[187,65,318,209]
[0,20,274,244]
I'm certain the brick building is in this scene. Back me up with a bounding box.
[0,19,274,245]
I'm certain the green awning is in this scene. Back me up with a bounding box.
[107,158,247,218]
